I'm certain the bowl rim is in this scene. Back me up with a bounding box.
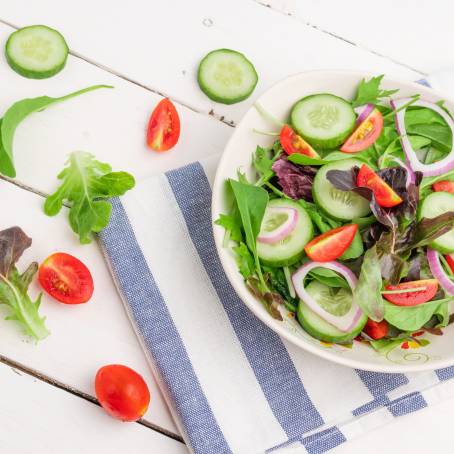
[212,69,454,373]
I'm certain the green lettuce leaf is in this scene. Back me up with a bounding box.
[351,75,399,107]
[0,227,49,340]
[44,151,135,244]
[0,85,113,177]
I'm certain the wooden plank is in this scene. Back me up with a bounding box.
[0,21,231,195]
[0,0,420,126]
[0,361,187,454]
[263,0,450,75]
[0,179,178,435]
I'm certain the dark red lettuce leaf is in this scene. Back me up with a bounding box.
[272,157,316,201]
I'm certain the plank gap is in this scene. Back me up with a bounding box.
[0,353,184,444]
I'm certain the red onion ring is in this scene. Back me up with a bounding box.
[354,103,375,126]
[292,261,363,332]
[391,98,454,176]
[257,207,298,244]
[427,248,454,295]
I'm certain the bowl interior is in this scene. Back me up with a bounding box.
[212,70,454,373]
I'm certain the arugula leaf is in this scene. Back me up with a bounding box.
[233,242,255,278]
[384,298,452,331]
[253,146,275,184]
[215,213,242,243]
[44,151,135,244]
[0,227,49,340]
[0,85,113,177]
[230,179,269,284]
[351,75,399,107]
[353,245,384,321]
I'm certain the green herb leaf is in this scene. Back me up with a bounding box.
[44,151,135,244]
[353,245,384,321]
[351,75,399,107]
[215,213,242,243]
[233,242,255,278]
[0,227,49,340]
[0,85,113,177]
[384,298,452,331]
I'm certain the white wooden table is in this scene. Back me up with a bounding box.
[1,1,453,453]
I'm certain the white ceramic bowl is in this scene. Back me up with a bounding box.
[212,70,454,373]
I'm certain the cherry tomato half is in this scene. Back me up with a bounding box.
[95,364,150,422]
[280,125,320,158]
[445,254,454,274]
[304,224,358,262]
[39,252,94,304]
[341,108,383,153]
[433,180,454,194]
[383,279,439,306]
[146,98,180,152]
[357,164,402,208]
[363,319,389,340]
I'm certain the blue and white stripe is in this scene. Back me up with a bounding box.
[99,158,454,454]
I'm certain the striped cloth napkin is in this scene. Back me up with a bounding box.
[99,75,454,454]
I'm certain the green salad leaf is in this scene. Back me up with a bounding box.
[351,75,399,107]
[0,85,113,177]
[0,227,49,341]
[44,151,135,244]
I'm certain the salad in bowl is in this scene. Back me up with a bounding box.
[212,71,454,372]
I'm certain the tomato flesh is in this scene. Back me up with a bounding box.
[39,252,93,304]
[357,164,402,208]
[95,364,150,422]
[363,319,388,340]
[383,279,439,306]
[341,108,383,153]
[433,180,454,194]
[280,124,320,158]
[147,98,180,152]
[445,254,454,274]
[304,224,358,262]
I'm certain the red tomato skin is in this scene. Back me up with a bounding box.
[280,125,320,158]
[445,254,454,274]
[95,365,150,422]
[146,98,180,152]
[38,252,94,305]
[304,224,358,262]
[357,164,402,208]
[341,108,383,153]
[363,319,388,340]
[383,279,439,306]
[433,180,454,194]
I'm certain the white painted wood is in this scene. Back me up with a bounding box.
[0,22,231,195]
[0,179,178,434]
[0,0,420,126]
[265,0,453,75]
[0,361,188,454]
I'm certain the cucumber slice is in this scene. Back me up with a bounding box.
[5,25,69,79]
[313,159,371,220]
[419,192,454,253]
[297,281,367,343]
[257,199,313,267]
[197,49,258,104]
[291,94,356,149]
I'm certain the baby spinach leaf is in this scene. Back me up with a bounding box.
[406,123,452,153]
[353,245,384,321]
[44,151,135,244]
[340,230,364,260]
[384,298,452,331]
[0,227,49,340]
[308,267,350,289]
[0,85,113,177]
[351,75,399,107]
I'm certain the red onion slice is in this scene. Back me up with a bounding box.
[391,98,454,176]
[427,248,454,295]
[292,261,363,332]
[354,103,375,126]
[257,207,298,244]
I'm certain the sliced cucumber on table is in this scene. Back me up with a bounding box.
[420,191,454,253]
[197,49,258,104]
[297,281,367,343]
[291,94,356,149]
[313,158,371,220]
[256,198,313,267]
[5,25,69,79]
